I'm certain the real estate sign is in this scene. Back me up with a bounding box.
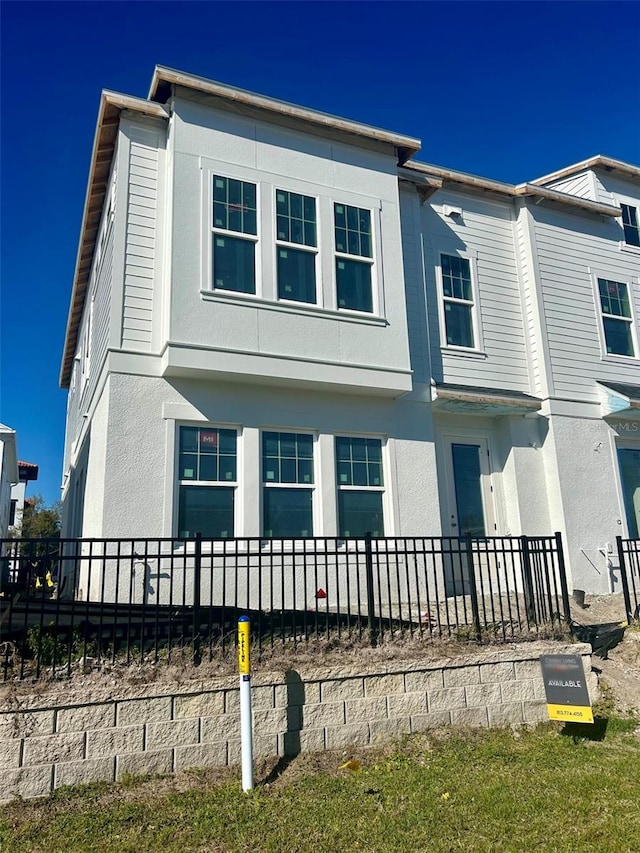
[540,654,594,724]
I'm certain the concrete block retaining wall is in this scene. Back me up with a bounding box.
[0,642,595,801]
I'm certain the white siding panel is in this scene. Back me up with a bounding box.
[531,204,640,401]
[422,191,530,392]
[545,171,594,199]
[122,124,159,351]
[399,187,429,384]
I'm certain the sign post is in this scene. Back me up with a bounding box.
[238,615,254,792]
[540,654,594,724]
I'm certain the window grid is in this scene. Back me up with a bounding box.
[334,204,372,259]
[179,427,237,483]
[599,279,631,320]
[213,176,257,235]
[276,190,317,247]
[336,437,384,488]
[262,432,314,485]
[621,204,640,247]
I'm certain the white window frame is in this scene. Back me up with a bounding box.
[617,196,640,254]
[335,433,389,538]
[591,271,639,362]
[261,429,318,537]
[436,250,484,353]
[175,423,239,539]
[333,201,379,316]
[207,170,261,300]
[274,187,321,308]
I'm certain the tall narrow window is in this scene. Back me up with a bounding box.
[336,436,384,537]
[441,254,475,348]
[212,176,257,294]
[262,432,314,537]
[276,190,317,304]
[177,426,237,538]
[334,203,374,312]
[621,204,640,247]
[598,278,635,357]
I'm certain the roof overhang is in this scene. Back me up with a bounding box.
[149,66,421,165]
[59,92,169,388]
[532,155,640,187]
[597,381,640,420]
[401,161,622,217]
[18,461,39,482]
[431,383,542,416]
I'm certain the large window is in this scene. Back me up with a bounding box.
[276,190,317,304]
[598,278,636,357]
[336,436,384,537]
[212,176,257,294]
[621,204,640,247]
[177,426,237,538]
[334,203,374,312]
[441,254,475,349]
[262,432,314,537]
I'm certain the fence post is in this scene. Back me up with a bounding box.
[554,532,571,625]
[616,536,634,622]
[465,535,482,641]
[364,532,377,646]
[520,536,536,623]
[193,532,202,665]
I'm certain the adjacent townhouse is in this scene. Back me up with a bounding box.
[59,66,640,596]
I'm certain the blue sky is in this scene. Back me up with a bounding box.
[1,1,638,508]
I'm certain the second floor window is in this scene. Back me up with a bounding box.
[212,176,257,294]
[598,278,635,358]
[441,254,475,348]
[262,431,314,537]
[621,204,640,247]
[177,426,237,538]
[334,203,374,313]
[276,190,318,304]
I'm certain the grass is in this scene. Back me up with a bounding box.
[1,722,639,853]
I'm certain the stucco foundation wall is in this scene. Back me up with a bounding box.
[0,642,594,802]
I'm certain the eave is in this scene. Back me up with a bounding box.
[401,161,622,217]
[432,383,542,416]
[149,65,421,165]
[597,381,640,421]
[59,92,169,389]
[532,155,640,187]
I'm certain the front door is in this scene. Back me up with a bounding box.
[618,446,640,539]
[444,437,496,537]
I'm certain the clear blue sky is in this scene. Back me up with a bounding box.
[1,1,639,508]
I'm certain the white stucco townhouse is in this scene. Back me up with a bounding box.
[59,67,640,595]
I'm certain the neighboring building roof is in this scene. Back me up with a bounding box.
[148,66,422,165]
[17,461,39,482]
[400,161,623,217]
[531,155,640,187]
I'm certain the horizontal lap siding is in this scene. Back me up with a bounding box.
[423,193,529,392]
[122,126,159,350]
[532,206,640,402]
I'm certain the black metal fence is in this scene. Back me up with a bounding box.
[1,533,570,680]
[617,537,640,621]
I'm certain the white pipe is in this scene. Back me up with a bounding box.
[238,615,253,792]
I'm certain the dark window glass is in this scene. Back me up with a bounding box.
[262,432,314,484]
[278,248,316,304]
[338,491,384,537]
[336,437,384,487]
[603,317,635,357]
[263,488,313,537]
[622,204,640,247]
[451,444,486,538]
[213,235,255,294]
[444,301,475,348]
[275,190,316,247]
[212,176,257,235]
[336,258,373,312]
[599,279,631,319]
[442,255,472,301]
[178,486,234,538]
[178,427,237,482]
[618,447,640,539]
[598,278,635,356]
[334,204,372,258]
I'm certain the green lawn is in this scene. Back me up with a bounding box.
[1,721,639,853]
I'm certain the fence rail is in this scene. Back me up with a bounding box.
[1,533,570,680]
[617,537,640,621]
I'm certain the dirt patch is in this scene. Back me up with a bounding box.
[595,629,640,715]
